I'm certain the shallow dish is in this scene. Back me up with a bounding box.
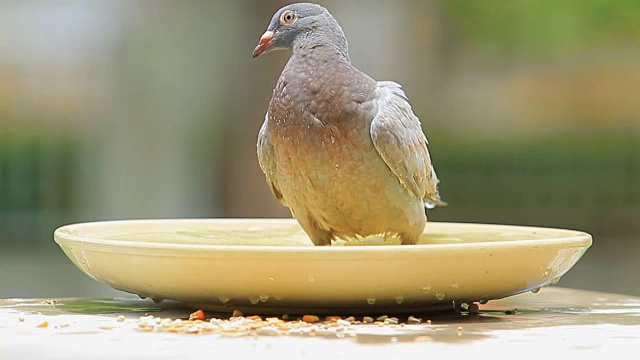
[54,218,592,314]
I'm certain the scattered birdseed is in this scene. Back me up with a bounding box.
[189,310,205,321]
[256,327,280,336]
[302,315,319,323]
[266,317,281,325]
[186,326,199,334]
[21,307,459,339]
[138,320,151,329]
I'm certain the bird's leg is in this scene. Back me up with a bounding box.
[307,223,332,246]
[292,211,333,246]
[310,232,332,246]
[399,232,419,245]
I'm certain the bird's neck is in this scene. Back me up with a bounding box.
[292,47,350,71]
[292,30,350,64]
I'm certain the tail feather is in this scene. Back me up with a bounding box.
[424,198,447,210]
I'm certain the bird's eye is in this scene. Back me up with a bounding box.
[280,10,297,25]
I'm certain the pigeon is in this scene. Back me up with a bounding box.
[253,2,445,245]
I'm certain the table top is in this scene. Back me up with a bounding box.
[2,287,639,359]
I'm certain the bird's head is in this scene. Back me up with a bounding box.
[252,3,347,59]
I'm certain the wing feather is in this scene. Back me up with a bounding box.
[257,113,287,205]
[370,81,445,207]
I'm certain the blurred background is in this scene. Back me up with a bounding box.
[1,0,638,298]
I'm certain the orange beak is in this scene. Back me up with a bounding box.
[252,31,275,58]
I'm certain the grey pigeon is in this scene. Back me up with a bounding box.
[253,3,445,245]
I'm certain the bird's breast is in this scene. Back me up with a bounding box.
[267,56,380,188]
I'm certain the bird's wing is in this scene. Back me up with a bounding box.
[369,81,445,207]
[257,113,287,206]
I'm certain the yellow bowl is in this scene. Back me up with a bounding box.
[54,218,592,314]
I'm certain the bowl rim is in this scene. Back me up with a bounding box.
[53,218,593,255]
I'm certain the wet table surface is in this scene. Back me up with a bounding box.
[2,287,639,359]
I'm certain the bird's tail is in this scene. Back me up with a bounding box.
[424,198,447,210]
